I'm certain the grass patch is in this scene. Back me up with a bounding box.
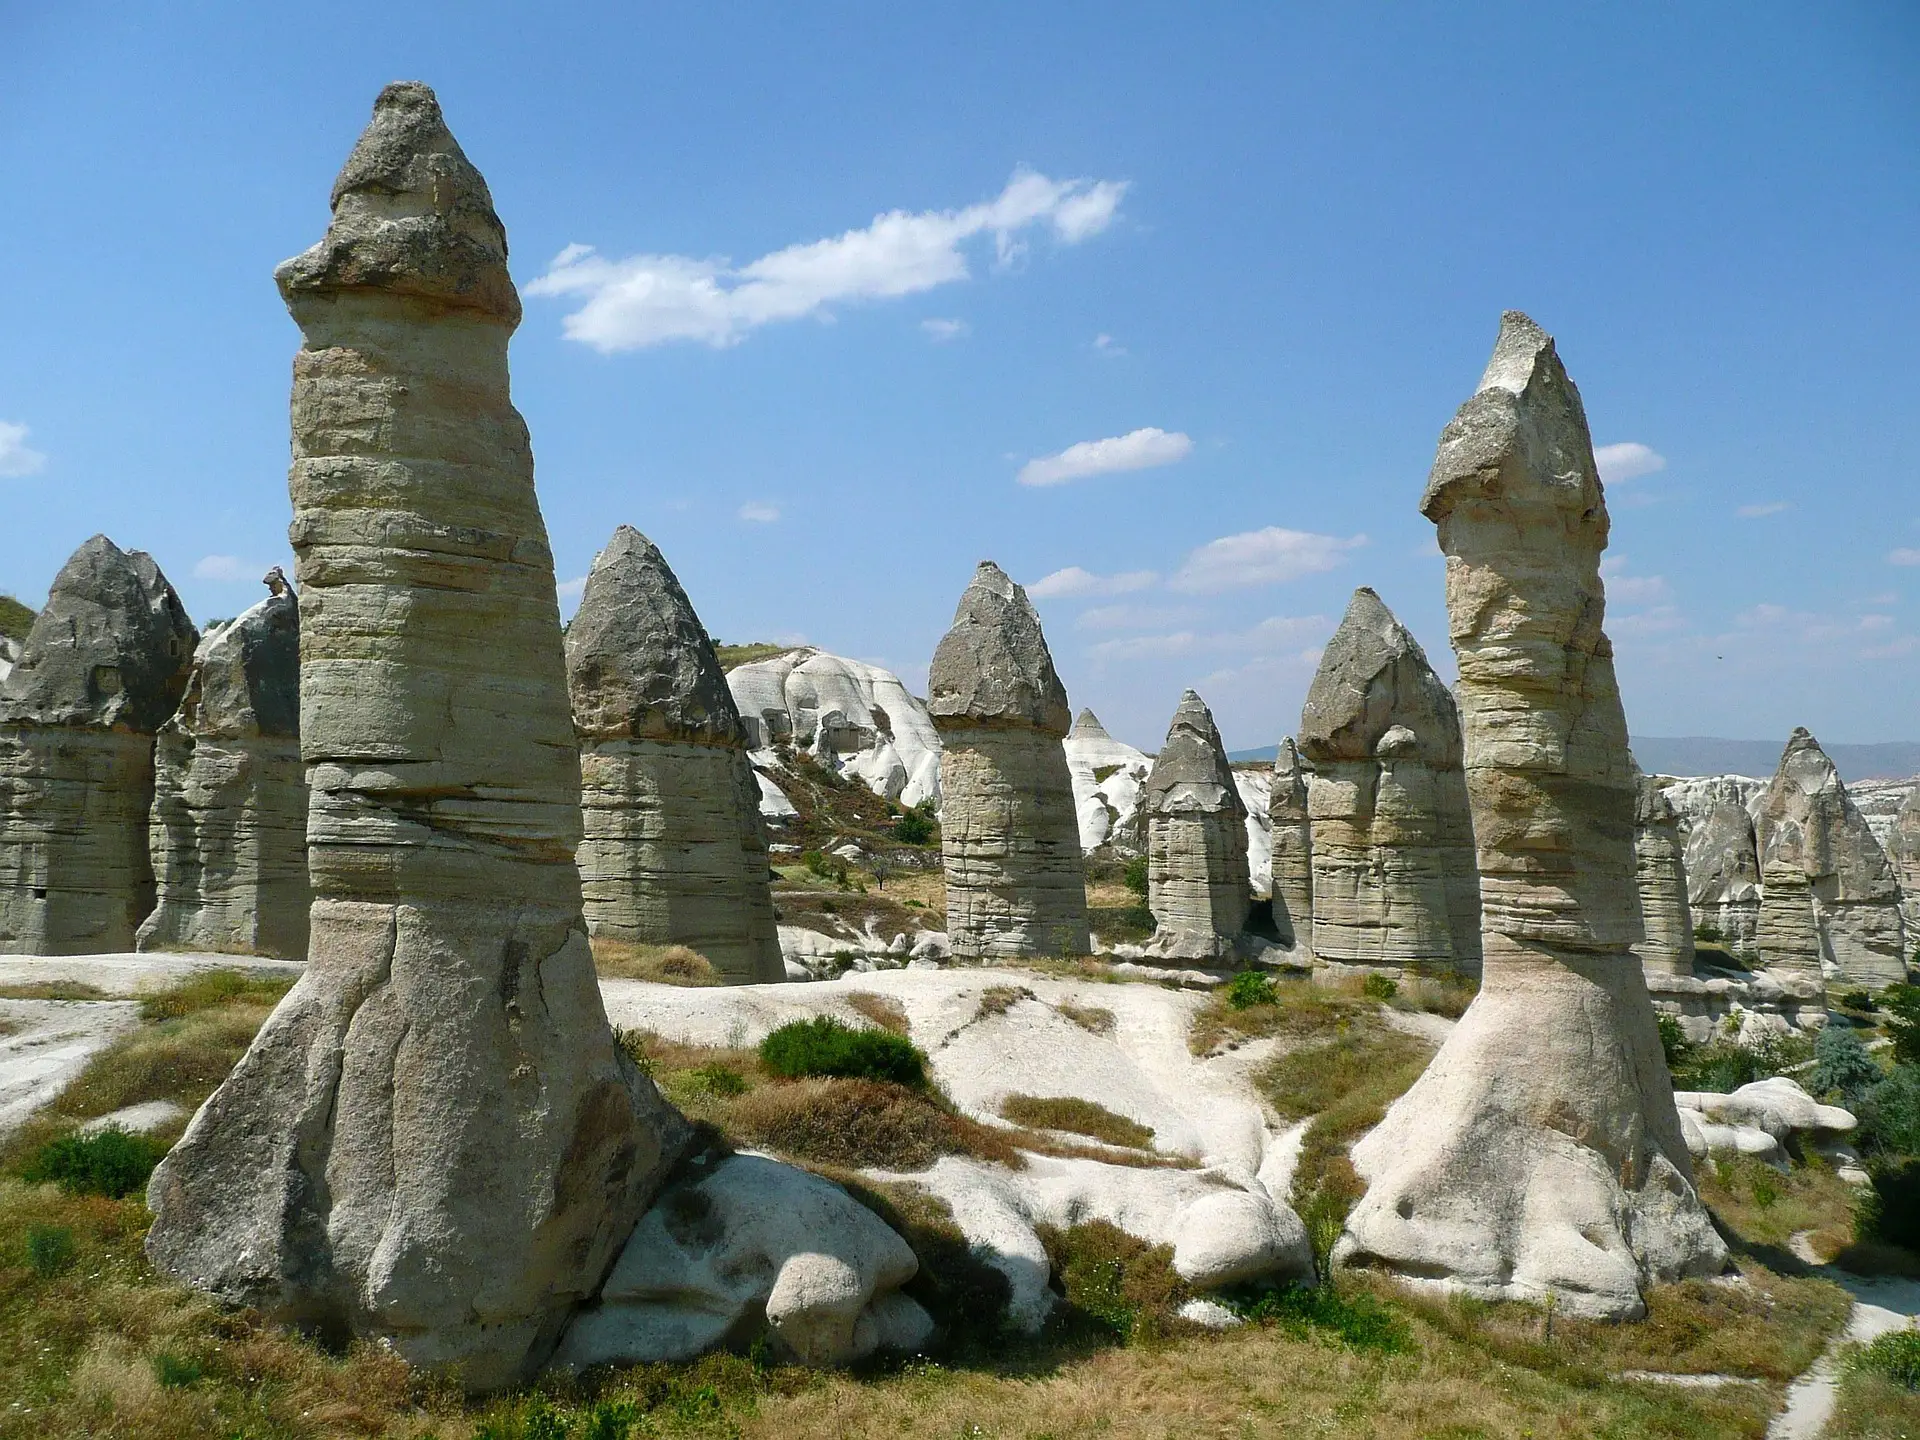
[974,985,1031,1021]
[1039,1220,1188,1343]
[845,992,910,1035]
[1227,1278,1411,1353]
[713,641,800,670]
[1055,1001,1115,1035]
[760,1015,928,1087]
[999,1094,1154,1149]
[1696,1155,1861,1259]
[728,1077,1023,1171]
[0,593,34,641]
[589,939,721,986]
[1831,1363,1920,1437]
[1189,971,1368,1056]
[22,1128,169,1199]
[0,981,110,1001]
[1852,1328,1920,1388]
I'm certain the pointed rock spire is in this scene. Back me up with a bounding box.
[929,561,1072,736]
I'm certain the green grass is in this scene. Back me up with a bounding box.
[713,641,800,670]
[0,594,34,641]
[760,1016,927,1088]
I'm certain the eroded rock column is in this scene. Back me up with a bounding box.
[1631,772,1695,980]
[1143,690,1250,961]
[137,578,308,959]
[1682,781,1762,963]
[1892,785,1920,935]
[566,525,782,983]
[1268,737,1313,950]
[1336,312,1725,1319]
[929,562,1089,959]
[145,83,684,1389]
[1297,587,1480,974]
[0,535,195,953]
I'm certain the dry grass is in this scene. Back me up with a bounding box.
[590,939,721,985]
[727,1077,1027,1171]
[1696,1155,1862,1262]
[844,991,910,1035]
[974,984,1032,1021]
[0,980,109,1001]
[1830,1362,1920,1438]
[1389,972,1479,1019]
[1001,1094,1154,1149]
[1189,971,1370,1056]
[873,866,944,915]
[1055,1001,1115,1035]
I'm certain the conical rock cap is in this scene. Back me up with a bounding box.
[929,561,1071,735]
[1298,587,1459,767]
[1145,689,1243,816]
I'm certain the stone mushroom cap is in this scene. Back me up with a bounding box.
[1419,310,1604,532]
[1635,768,1681,828]
[928,561,1072,736]
[0,534,197,733]
[275,81,519,324]
[173,590,301,741]
[565,525,743,746]
[1145,690,1245,818]
[1297,587,1459,767]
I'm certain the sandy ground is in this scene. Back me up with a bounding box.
[0,998,141,1137]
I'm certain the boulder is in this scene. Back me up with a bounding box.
[929,562,1089,959]
[1631,768,1695,979]
[0,535,196,953]
[555,1153,930,1368]
[1337,311,1725,1320]
[1062,708,1152,855]
[1268,738,1313,950]
[144,83,686,1390]
[1755,729,1907,991]
[1296,587,1480,974]
[137,583,308,959]
[1142,690,1250,962]
[566,527,782,983]
[1673,1077,1856,1170]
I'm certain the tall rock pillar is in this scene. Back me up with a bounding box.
[1630,772,1695,980]
[929,562,1089,959]
[1142,690,1250,961]
[1682,780,1762,963]
[0,535,195,953]
[1268,736,1313,950]
[1336,312,1724,1319]
[1297,588,1480,974]
[145,83,685,1389]
[1891,784,1920,937]
[565,526,782,983]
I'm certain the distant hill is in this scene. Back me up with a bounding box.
[1228,736,1920,783]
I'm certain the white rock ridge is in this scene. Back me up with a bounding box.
[1063,708,1152,854]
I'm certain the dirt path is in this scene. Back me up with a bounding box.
[0,998,141,1137]
[1768,1231,1920,1438]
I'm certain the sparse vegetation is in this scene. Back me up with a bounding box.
[891,804,936,845]
[22,1127,169,1199]
[844,991,911,1035]
[0,980,110,1001]
[974,984,1030,1021]
[0,593,34,640]
[713,641,799,670]
[730,1077,1022,1171]
[590,940,721,986]
[1055,1001,1115,1035]
[1000,1094,1154,1149]
[759,1015,928,1087]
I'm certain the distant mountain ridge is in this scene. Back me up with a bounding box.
[1227,736,1920,782]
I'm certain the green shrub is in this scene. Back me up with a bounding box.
[1692,921,1722,943]
[1122,855,1148,899]
[801,849,850,886]
[1227,1281,1411,1353]
[1041,1220,1185,1343]
[1885,985,1920,1067]
[760,1016,927,1087]
[1361,974,1399,1002]
[25,1224,74,1277]
[1862,1066,1920,1156]
[1853,1328,1920,1390]
[1860,1158,1920,1251]
[1839,989,1877,1013]
[1810,1025,1882,1104]
[1657,1013,1693,1070]
[687,1062,749,1097]
[1226,971,1278,1011]
[22,1126,169,1198]
[893,807,936,845]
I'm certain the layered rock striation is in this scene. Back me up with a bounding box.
[1268,737,1312,949]
[1676,777,1763,963]
[566,526,782,984]
[1142,690,1250,961]
[0,535,196,953]
[929,562,1089,959]
[1297,587,1480,974]
[137,583,308,959]
[1630,770,1695,979]
[1337,312,1724,1319]
[145,83,685,1388]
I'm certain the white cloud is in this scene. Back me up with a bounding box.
[1594,442,1667,485]
[921,317,970,342]
[738,502,781,524]
[1599,555,1671,606]
[0,420,47,478]
[1092,332,1126,357]
[1169,527,1365,594]
[1088,613,1330,664]
[192,555,264,582]
[1017,427,1191,487]
[556,575,587,601]
[1026,565,1158,599]
[1889,548,1920,567]
[1737,501,1791,518]
[528,169,1128,352]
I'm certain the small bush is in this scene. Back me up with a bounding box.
[1041,1220,1186,1343]
[21,1126,169,1198]
[1360,974,1399,1002]
[1839,989,1878,1013]
[893,808,936,845]
[1000,1094,1154,1149]
[1122,855,1148,899]
[1861,1065,1920,1155]
[25,1224,74,1277]
[1810,1024,1882,1104]
[1226,971,1278,1010]
[727,1077,1017,1170]
[1657,1013,1693,1070]
[1692,921,1723,943]
[802,849,851,886]
[686,1063,749,1097]
[1884,984,1920,1067]
[760,1015,928,1087]
[1228,1281,1411,1353]
[1853,1329,1920,1390]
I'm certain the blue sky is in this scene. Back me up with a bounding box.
[2,3,1916,752]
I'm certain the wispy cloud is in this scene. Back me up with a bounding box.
[1017,427,1191,487]
[528,169,1128,351]
[1088,614,1330,663]
[1889,548,1920,567]
[1737,501,1791,518]
[1092,333,1126,358]
[738,501,781,524]
[1075,602,1202,632]
[192,555,264,582]
[0,421,47,478]
[920,317,969,342]
[557,575,587,601]
[1027,566,1158,599]
[1594,442,1666,485]
[1600,555,1671,606]
[1169,527,1365,594]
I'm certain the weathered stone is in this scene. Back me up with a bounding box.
[145,83,685,1390]
[1142,690,1249,961]
[1268,737,1312,949]
[1296,587,1479,974]
[1754,728,1907,992]
[929,562,1088,959]
[0,535,196,953]
[137,584,308,959]
[1337,312,1724,1320]
[1892,784,1920,933]
[1631,768,1694,979]
[1674,776,1763,963]
[1063,708,1152,856]
[566,526,781,984]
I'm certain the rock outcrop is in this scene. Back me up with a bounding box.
[136,583,308,959]
[729,648,941,809]
[929,562,1089,960]
[1754,728,1907,991]
[1337,312,1725,1319]
[566,526,782,984]
[1268,737,1313,949]
[1063,708,1152,855]
[0,535,196,953]
[144,83,685,1389]
[1142,691,1250,961]
[1631,769,1695,979]
[1893,784,1920,932]
[1296,587,1480,974]
[1673,776,1763,963]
